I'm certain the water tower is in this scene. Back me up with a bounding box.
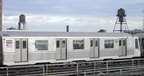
[113,8,129,33]
[18,14,27,30]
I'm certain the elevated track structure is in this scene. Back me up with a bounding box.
[0,58,144,76]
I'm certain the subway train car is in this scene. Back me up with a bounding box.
[0,31,141,65]
[135,33,144,57]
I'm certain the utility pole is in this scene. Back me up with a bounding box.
[0,0,2,31]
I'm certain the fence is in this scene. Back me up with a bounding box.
[1,58,144,76]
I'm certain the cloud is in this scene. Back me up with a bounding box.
[3,0,144,16]
[3,14,116,32]
[2,0,144,32]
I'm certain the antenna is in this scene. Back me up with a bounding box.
[113,8,129,33]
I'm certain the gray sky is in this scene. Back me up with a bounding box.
[3,0,144,32]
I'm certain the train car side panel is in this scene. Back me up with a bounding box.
[127,38,134,55]
[28,38,56,62]
[99,38,119,57]
[67,38,89,60]
[134,37,141,57]
[3,38,15,65]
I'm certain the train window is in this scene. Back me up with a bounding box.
[119,40,121,46]
[90,40,93,47]
[16,41,19,49]
[23,41,26,49]
[104,40,114,48]
[123,40,126,46]
[56,41,60,48]
[95,40,98,47]
[62,41,66,47]
[35,40,48,50]
[73,40,84,49]
[135,39,139,49]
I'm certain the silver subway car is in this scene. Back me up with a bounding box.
[0,31,141,65]
[135,33,144,57]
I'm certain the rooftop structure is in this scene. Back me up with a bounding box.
[124,29,144,35]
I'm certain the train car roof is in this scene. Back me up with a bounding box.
[135,33,144,38]
[0,31,133,37]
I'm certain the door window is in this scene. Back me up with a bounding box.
[62,41,66,47]
[90,40,93,47]
[135,39,139,49]
[95,40,98,47]
[119,40,121,46]
[123,40,126,46]
[16,41,19,49]
[56,41,60,48]
[23,41,27,49]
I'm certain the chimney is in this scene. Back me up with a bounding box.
[66,25,69,32]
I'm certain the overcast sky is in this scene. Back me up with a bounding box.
[2,0,144,32]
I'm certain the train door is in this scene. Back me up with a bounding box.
[90,38,99,58]
[141,38,144,56]
[56,39,67,60]
[119,38,127,56]
[15,39,28,62]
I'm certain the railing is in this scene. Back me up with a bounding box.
[1,58,144,76]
